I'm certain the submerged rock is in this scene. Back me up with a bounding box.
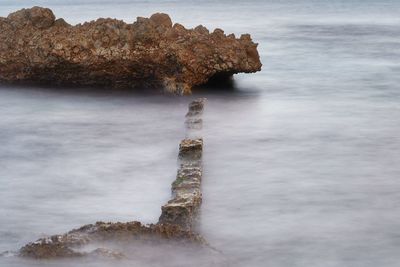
[186,98,206,117]
[0,7,262,94]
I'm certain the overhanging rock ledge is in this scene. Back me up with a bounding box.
[0,7,262,94]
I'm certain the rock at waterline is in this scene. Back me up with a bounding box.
[19,221,207,259]
[0,7,262,94]
[17,99,210,260]
[158,99,206,230]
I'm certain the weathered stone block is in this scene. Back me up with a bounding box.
[178,139,203,161]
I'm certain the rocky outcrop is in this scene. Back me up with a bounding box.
[17,99,208,259]
[0,7,262,94]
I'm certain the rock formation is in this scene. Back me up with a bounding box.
[159,98,205,229]
[0,7,262,94]
[19,222,206,259]
[17,99,208,259]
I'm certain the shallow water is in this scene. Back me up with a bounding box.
[1,0,400,266]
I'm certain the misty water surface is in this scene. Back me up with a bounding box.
[1,0,400,266]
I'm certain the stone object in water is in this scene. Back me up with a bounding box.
[178,138,203,162]
[186,98,206,117]
[0,7,262,94]
[158,145,203,230]
[158,99,205,230]
[19,222,207,259]
[17,99,209,259]
[185,98,206,131]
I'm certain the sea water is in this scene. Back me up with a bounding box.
[1,1,400,266]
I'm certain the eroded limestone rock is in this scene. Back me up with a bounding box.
[0,7,262,94]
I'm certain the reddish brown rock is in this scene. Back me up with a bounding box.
[0,7,262,94]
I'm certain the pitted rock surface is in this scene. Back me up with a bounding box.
[0,7,262,94]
